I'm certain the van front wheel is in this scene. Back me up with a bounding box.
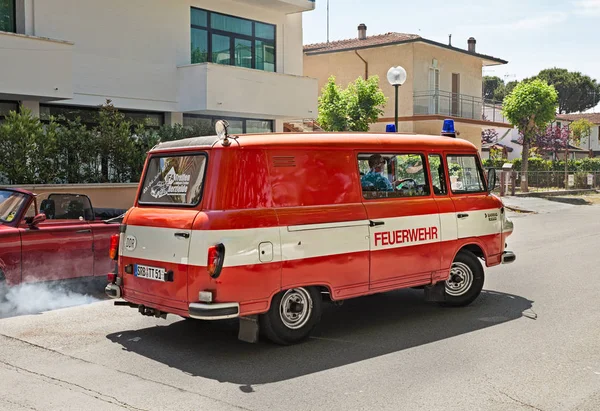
[261,287,322,345]
[442,250,484,307]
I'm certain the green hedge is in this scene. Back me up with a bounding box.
[0,102,213,185]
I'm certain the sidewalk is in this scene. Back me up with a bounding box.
[500,193,600,213]
[500,196,577,214]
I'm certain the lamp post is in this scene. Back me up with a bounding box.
[387,66,407,132]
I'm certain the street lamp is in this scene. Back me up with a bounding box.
[387,66,407,132]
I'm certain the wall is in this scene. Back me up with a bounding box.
[412,42,483,98]
[414,120,483,150]
[0,32,73,100]
[579,124,600,151]
[13,184,139,210]
[303,43,415,118]
[178,63,317,118]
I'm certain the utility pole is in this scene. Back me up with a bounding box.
[327,0,330,43]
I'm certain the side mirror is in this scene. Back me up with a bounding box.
[29,213,46,228]
[487,168,497,193]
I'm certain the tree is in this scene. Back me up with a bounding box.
[317,76,387,132]
[0,108,43,184]
[481,128,499,144]
[571,118,594,152]
[502,79,558,192]
[95,100,134,182]
[483,76,505,100]
[525,68,600,114]
[532,124,570,159]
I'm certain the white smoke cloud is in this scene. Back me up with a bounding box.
[0,282,99,318]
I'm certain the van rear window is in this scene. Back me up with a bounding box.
[139,154,207,206]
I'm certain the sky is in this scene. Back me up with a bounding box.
[302,0,600,111]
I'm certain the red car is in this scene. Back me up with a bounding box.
[0,188,125,289]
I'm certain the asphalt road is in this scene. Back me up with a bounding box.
[1,204,599,411]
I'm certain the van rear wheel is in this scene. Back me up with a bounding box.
[441,250,484,307]
[261,287,322,345]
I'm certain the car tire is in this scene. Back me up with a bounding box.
[441,250,484,307]
[260,287,322,345]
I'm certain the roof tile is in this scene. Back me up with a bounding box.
[304,32,421,53]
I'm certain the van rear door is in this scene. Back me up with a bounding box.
[120,152,208,309]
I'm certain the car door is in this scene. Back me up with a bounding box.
[359,151,442,292]
[446,153,503,258]
[427,153,458,279]
[20,195,94,283]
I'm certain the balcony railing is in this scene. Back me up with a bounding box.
[413,90,508,124]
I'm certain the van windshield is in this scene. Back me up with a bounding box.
[139,153,207,206]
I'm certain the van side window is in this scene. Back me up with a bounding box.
[428,154,447,195]
[358,153,430,199]
[446,155,486,193]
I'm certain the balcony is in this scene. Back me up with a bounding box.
[0,32,73,101]
[233,0,315,13]
[178,62,317,119]
[413,90,508,125]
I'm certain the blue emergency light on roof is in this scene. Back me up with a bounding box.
[386,124,397,133]
[442,119,455,134]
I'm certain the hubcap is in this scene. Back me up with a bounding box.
[279,288,313,330]
[445,262,474,296]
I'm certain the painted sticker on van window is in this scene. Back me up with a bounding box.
[140,155,207,205]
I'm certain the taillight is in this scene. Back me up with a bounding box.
[207,243,225,279]
[107,273,116,283]
[109,234,120,260]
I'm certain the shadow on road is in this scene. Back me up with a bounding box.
[106,288,533,387]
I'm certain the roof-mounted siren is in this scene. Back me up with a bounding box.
[215,119,232,146]
[441,119,457,138]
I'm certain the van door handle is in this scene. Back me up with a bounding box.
[369,220,385,227]
[457,213,469,219]
[76,229,91,233]
[174,232,190,239]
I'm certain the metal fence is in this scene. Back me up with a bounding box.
[413,90,507,123]
[491,170,600,194]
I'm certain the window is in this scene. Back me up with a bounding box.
[358,153,430,199]
[139,154,207,206]
[428,154,447,195]
[0,101,18,122]
[40,194,94,220]
[446,155,486,193]
[0,0,16,33]
[190,7,276,72]
[40,105,164,129]
[183,114,273,134]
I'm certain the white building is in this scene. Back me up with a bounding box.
[0,0,318,133]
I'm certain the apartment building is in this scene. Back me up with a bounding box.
[304,24,509,150]
[0,0,318,133]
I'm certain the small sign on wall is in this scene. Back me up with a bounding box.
[568,174,575,187]
[588,174,594,186]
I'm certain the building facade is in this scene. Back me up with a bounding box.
[304,25,509,150]
[0,0,318,133]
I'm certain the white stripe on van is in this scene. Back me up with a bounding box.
[121,209,504,268]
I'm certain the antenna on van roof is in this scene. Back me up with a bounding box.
[215,119,233,146]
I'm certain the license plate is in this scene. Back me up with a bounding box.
[134,264,167,282]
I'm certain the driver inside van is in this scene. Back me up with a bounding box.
[361,154,394,191]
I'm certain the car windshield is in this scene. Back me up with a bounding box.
[0,189,28,224]
[138,153,207,206]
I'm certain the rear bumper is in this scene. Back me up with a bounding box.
[105,283,121,299]
[502,251,516,264]
[188,302,240,320]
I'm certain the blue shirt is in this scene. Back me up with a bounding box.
[361,170,393,191]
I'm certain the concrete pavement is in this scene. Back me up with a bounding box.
[1,206,599,411]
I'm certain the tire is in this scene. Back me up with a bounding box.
[260,287,322,345]
[441,250,484,307]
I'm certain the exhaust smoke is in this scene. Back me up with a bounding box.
[0,281,100,318]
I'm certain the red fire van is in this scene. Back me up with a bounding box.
[107,123,515,345]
